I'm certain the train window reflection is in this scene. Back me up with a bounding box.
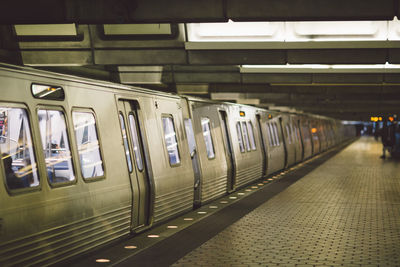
[162,116,180,165]
[236,122,245,153]
[266,123,274,146]
[0,107,39,190]
[273,123,280,146]
[286,125,292,144]
[184,119,196,157]
[247,122,256,150]
[201,118,215,159]
[31,84,65,101]
[302,125,311,141]
[38,110,75,184]
[72,112,104,179]
[119,114,132,173]
[128,114,144,171]
[294,125,301,143]
[241,122,251,151]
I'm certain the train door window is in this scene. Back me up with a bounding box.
[128,114,144,171]
[201,118,215,159]
[184,119,196,157]
[293,124,299,143]
[290,124,296,143]
[247,121,256,150]
[285,125,292,144]
[273,123,280,146]
[302,125,311,141]
[162,116,180,165]
[241,122,251,151]
[38,109,75,184]
[295,125,301,142]
[72,111,104,179]
[0,107,39,190]
[290,124,294,144]
[266,123,273,146]
[119,113,133,173]
[236,122,245,152]
[270,123,277,146]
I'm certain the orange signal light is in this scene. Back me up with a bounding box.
[389,116,394,122]
[311,128,317,133]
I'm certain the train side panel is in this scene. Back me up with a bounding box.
[146,95,194,223]
[291,114,304,164]
[189,101,229,204]
[259,112,286,176]
[0,72,133,266]
[227,105,263,188]
[299,115,313,160]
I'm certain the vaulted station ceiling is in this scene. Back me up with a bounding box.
[1,0,400,121]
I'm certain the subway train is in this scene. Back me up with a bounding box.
[0,63,356,266]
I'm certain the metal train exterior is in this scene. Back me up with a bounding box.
[0,64,356,266]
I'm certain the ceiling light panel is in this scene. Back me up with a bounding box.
[286,21,387,41]
[187,20,394,42]
[187,21,285,41]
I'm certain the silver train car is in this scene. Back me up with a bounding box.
[0,64,356,266]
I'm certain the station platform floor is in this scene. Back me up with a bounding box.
[69,137,400,267]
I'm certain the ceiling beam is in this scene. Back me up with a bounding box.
[228,0,395,21]
[0,0,396,23]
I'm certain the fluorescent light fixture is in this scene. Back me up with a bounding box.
[188,19,400,42]
[242,64,330,69]
[187,20,285,41]
[331,63,400,69]
[241,64,400,73]
[285,21,387,41]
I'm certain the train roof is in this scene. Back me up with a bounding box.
[0,62,180,99]
[0,63,341,122]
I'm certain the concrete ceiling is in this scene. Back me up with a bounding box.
[1,0,400,121]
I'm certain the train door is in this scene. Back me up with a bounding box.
[256,114,267,177]
[118,100,150,229]
[183,118,201,207]
[219,110,235,192]
[297,119,305,161]
[279,117,288,168]
[293,118,303,163]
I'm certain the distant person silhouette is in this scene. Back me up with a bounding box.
[380,120,395,159]
[2,153,24,189]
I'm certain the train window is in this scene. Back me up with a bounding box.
[184,119,196,157]
[273,123,280,146]
[38,110,75,184]
[247,121,256,150]
[268,123,276,146]
[72,112,104,179]
[302,125,311,141]
[128,114,144,171]
[266,123,274,146]
[295,125,301,142]
[31,84,65,101]
[119,114,133,173]
[285,125,292,144]
[0,107,39,190]
[270,123,276,146]
[290,124,296,143]
[201,118,215,159]
[236,122,245,152]
[241,122,251,151]
[162,116,180,165]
